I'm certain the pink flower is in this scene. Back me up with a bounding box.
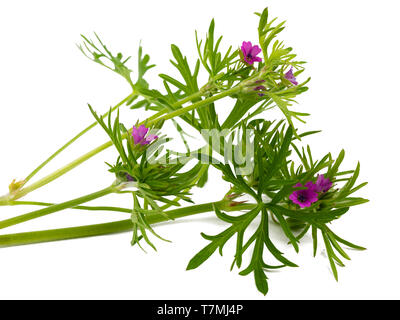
[240,41,262,65]
[289,182,318,208]
[131,125,158,145]
[284,67,298,85]
[315,174,332,193]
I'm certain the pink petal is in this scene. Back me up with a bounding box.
[298,202,309,208]
[305,181,317,191]
[144,134,158,144]
[289,192,298,202]
[132,125,149,144]
[250,45,262,56]
[242,56,254,65]
[241,41,252,54]
[137,125,148,136]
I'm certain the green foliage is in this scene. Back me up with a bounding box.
[187,119,368,295]
[136,45,156,89]
[77,7,367,294]
[0,3,368,298]
[195,19,239,78]
[256,8,310,128]
[88,104,205,249]
[78,33,134,86]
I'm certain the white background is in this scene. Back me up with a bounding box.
[0,0,399,299]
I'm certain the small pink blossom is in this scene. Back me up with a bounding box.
[240,41,262,65]
[289,182,318,208]
[284,67,298,85]
[315,174,332,193]
[131,125,158,145]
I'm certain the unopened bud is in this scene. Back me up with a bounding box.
[8,179,25,194]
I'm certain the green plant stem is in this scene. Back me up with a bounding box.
[23,91,137,184]
[146,85,242,126]
[0,185,118,230]
[5,85,242,203]
[9,201,132,214]
[138,90,204,125]
[9,142,116,202]
[0,201,256,247]
[10,160,210,213]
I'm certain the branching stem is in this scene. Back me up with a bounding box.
[3,83,243,202]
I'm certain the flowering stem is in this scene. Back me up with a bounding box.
[9,142,115,202]
[22,91,138,185]
[0,201,256,247]
[0,185,120,230]
[5,85,242,202]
